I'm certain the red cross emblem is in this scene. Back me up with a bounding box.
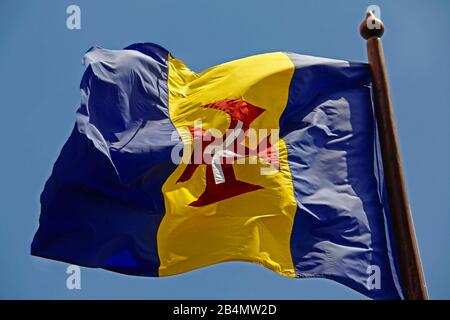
[176,99,276,207]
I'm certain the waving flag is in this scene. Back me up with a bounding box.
[31,43,403,299]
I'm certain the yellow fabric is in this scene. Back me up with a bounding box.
[157,52,298,277]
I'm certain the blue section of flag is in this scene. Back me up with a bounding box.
[282,53,403,299]
[31,43,178,276]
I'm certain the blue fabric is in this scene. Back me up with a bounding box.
[31,43,178,276]
[282,53,403,299]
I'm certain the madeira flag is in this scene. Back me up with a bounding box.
[31,43,403,299]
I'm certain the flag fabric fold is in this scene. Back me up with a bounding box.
[31,43,403,299]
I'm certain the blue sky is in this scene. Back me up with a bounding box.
[0,0,449,299]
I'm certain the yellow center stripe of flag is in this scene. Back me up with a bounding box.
[157,52,298,277]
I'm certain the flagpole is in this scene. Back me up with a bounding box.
[360,11,428,300]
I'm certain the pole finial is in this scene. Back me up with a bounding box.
[360,10,384,40]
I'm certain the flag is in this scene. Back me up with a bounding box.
[31,43,403,299]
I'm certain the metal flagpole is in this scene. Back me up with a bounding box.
[360,11,428,300]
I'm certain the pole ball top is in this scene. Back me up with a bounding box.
[360,11,384,40]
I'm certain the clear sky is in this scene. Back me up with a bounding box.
[0,0,449,299]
